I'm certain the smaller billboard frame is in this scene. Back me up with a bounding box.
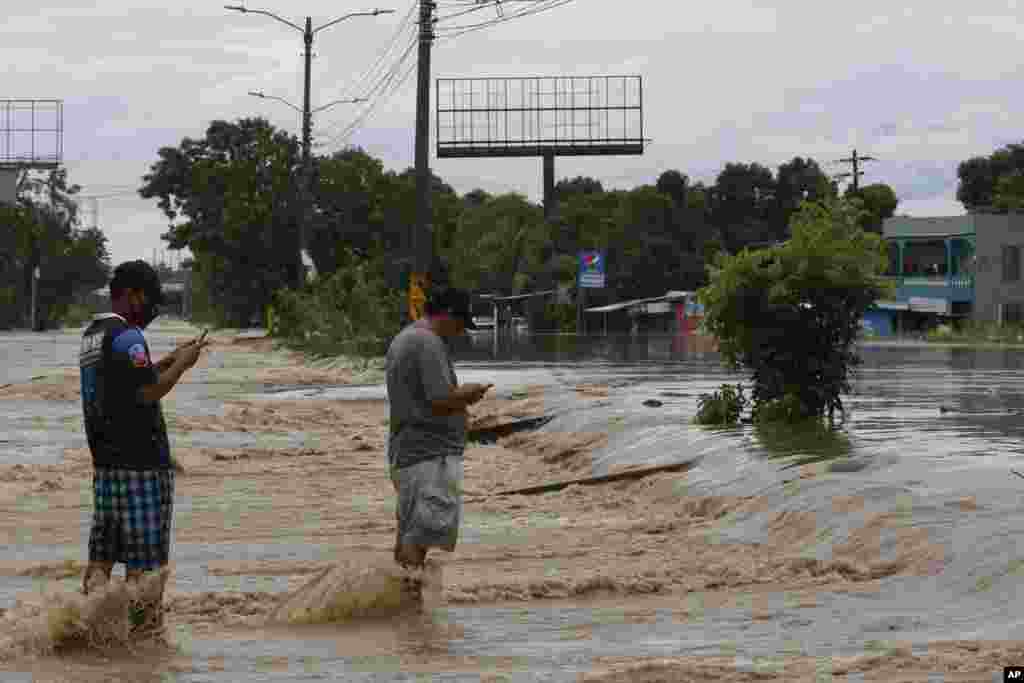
[0,99,63,170]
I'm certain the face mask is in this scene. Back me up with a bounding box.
[129,292,160,329]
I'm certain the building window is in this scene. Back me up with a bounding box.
[902,240,946,277]
[1002,245,1021,282]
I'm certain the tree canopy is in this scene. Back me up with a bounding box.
[0,168,110,329]
[133,115,910,332]
[957,142,1024,213]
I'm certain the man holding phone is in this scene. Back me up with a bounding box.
[385,287,491,600]
[78,260,210,631]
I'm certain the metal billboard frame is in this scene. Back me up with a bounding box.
[436,75,643,158]
[435,76,644,225]
[0,99,63,170]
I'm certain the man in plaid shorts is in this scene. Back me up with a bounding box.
[78,260,208,629]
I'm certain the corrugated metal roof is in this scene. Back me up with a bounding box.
[477,290,558,302]
[883,215,974,238]
[584,290,691,314]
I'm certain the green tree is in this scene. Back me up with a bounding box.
[139,117,303,327]
[697,197,893,421]
[656,169,689,206]
[271,245,401,358]
[308,147,390,278]
[0,168,109,329]
[993,171,1024,212]
[711,162,777,251]
[554,175,604,202]
[442,193,546,293]
[956,142,1024,212]
[773,157,836,239]
[607,185,678,299]
[846,183,899,233]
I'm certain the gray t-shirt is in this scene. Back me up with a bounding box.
[386,321,466,470]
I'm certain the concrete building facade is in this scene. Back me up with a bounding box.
[870,213,1024,335]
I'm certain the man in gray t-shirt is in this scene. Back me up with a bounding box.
[385,288,492,583]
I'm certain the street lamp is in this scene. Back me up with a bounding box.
[225,4,395,163]
[248,90,366,116]
[226,4,394,288]
[248,90,302,115]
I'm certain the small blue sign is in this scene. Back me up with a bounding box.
[578,250,605,288]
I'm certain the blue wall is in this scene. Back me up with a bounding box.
[863,309,895,337]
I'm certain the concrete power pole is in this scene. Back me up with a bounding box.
[300,15,314,291]
[227,4,392,290]
[408,0,436,324]
[835,148,878,194]
[30,266,39,332]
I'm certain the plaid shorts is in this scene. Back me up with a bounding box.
[89,467,175,571]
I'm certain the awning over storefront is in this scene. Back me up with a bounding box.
[584,290,692,315]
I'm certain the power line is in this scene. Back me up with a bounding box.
[434,1,503,22]
[316,29,418,140]
[318,0,579,144]
[321,48,418,149]
[318,29,420,147]
[321,1,418,105]
[434,0,557,23]
[322,40,417,145]
[434,0,576,40]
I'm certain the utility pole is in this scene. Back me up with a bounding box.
[408,0,436,325]
[301,15,314,289]
[835,148,878,194]
[30,266,39,332]
[226,4,393,289]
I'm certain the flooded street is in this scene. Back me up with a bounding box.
[2,320,1024,681]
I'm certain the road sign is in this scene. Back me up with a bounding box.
[578,250,605,288]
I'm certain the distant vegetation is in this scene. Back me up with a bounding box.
[0,168,110,330]
[136,117,903,343]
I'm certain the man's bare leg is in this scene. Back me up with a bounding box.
[126,566,168,632]
[81,561,113,596]
[395,542,426,569]
[395,543,427,605]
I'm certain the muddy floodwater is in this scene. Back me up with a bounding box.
[2,320,1024,681]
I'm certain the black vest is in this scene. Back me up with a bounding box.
[79,315,171,470]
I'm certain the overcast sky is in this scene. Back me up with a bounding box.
[5,0,1019,267]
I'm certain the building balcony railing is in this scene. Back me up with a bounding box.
[881,274,974,304]
[883,274,974,287]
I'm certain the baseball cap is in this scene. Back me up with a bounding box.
[109,260,166,305]
[427,287,478,330]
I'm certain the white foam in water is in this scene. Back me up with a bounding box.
[270,559,443,624]
[0,569,168,660]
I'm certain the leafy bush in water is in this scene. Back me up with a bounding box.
[752,392,807,424]
[272,248,402,358]
[926,320,1024,345]
[697,198,893,422]
[694,383,747,425]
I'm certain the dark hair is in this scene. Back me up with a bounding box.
[424,287,469,316]
[109,260,165,303]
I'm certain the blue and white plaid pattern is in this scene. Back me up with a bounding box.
[89,467,174,570]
